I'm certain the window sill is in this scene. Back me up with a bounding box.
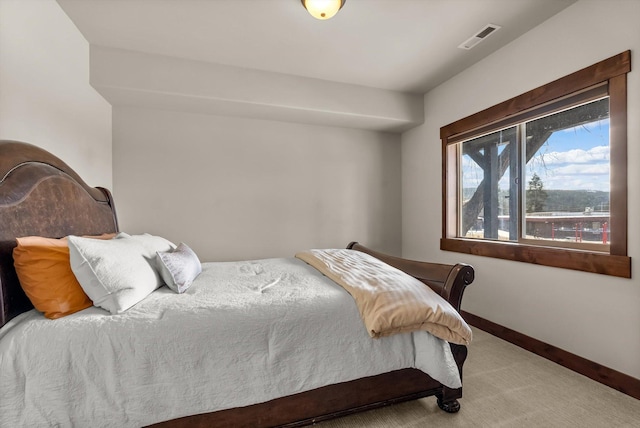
[441,238,631,278]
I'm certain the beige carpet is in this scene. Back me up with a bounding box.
[318,328,640,427]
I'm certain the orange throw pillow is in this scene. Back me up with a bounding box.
[13,234,115,319]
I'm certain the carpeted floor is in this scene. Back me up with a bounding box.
[318,327,640,427]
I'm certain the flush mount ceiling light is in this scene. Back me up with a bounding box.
[301,0,346,20]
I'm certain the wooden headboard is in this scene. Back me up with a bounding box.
[0,141,119,327]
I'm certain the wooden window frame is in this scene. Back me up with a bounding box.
[440,51,631,278]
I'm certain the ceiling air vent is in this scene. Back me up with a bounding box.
[458,24,501,50]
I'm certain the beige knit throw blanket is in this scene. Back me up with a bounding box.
[295,249,472,345]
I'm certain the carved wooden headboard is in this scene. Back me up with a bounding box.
[0,141,118,327]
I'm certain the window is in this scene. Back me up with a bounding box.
[441,51,631,278]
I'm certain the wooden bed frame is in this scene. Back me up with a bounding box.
[0,140,474,427]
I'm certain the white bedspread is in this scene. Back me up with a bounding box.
[0,257,461,427]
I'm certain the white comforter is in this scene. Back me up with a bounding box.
[0,257,461,427]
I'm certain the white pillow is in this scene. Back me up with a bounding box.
[157,242,202,294]
[68,233,175,314]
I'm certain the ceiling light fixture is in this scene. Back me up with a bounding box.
[301,0,346,20]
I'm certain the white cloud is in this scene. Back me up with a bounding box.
[532,163,609,191]
[548,163,609,176]
[462,144,610,192]
[531,145,609,166]
[529,145,609,191]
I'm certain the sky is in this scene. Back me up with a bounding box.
[525,118,609,192]
[462,117,610,193]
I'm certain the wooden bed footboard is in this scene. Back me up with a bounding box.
[347,242,474,312]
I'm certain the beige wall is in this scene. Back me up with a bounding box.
[93,40,409,263]
[0,0,111,188]
[402,0,640,378]
[113,107,401,261]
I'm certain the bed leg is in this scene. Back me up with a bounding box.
[436,384,462,413]
[436,394,461,413]
[436,343,467,413]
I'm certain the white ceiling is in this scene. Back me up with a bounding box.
[58,0,576,94]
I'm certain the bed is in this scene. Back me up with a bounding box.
[0,140,475,427]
